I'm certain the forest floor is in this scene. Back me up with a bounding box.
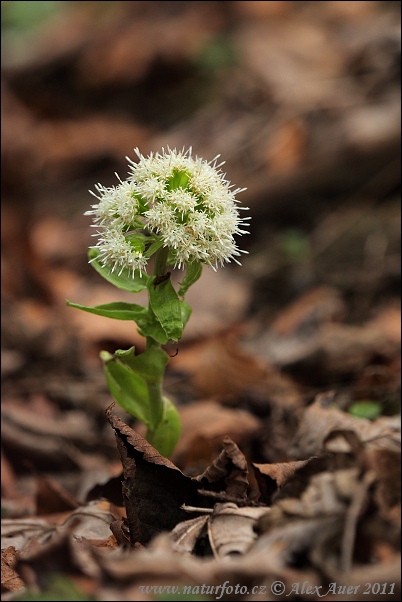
[1,2,400,601]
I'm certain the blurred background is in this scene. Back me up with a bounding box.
[1,1,401,499]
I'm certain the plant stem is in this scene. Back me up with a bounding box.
[145,246,169,441]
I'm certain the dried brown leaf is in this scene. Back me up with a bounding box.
[277,470,359,519]
[366,448,401,524]
[194,437,249,502]
[172,401,261,471]
[270,286,346,337]
[207,503,269,559]
[1,517,58,554]
[15,529,101,589]
[170,515,209,554]
[35,473,80,516]
[253,457,318,505]
[171,330,266,397]
[106,404,200,544]
[1,501,116,559]
[291,393,401,459]
[1,547,25,594]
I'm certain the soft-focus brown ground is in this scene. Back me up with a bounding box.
[1,2,400,601]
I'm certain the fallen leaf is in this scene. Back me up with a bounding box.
[207,503,269,558]
[35,472,81,516]
[270,285,346,337]
[264,118,308,173]
[366,447,401,524]
[1,547,25,594]
[194,437,249,502]
[171,330,267,398]
[1,500,116,559]
[1,517,58,555]
[172,501,269,558]
[253,457,320,505]
[291,392,401,459]
[106,404,200,544]
[169,514,209,555]
[172,401,262,471]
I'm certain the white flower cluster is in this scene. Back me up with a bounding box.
[86,148,249,276]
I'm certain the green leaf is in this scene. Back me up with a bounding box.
[101,352,150,425]
[180,301,192,329]
[178,261,202,298]
[144,238,164,258]
[66,300,148,321]
[349,401,382,421]
[137,313,169,344]
[148,276,183,341]
[88,248,148,292]
[147,397,181,458]
[67,299,172,344]
[115,346,169,385]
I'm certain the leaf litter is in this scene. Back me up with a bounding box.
[1,1,401,600]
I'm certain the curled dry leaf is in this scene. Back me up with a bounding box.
[277,469,363,519]
[106,403,200,544]
[194,437,249,502]
[253,457,319,505]
[1,400,98,471]
[1,517,57,555]
[14,530,101,593]
[254,425,401,581]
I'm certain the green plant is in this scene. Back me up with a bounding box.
[68,147,249,457]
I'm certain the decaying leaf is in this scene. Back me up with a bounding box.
[171,330,268,397]
[365,447,401,524]
[194,436,249,502]
[1,501,117,559]
[172,400,261,470]
[207,503,269,558]
[1,547,25,594]
[171,502,269,559]
[106,403,200,544]
[1,400,98,471]
[35,472,81,516]
[291,392,401,459]
[253,457,321,505]
[169,514,210,555]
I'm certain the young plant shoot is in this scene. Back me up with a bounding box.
[68,147,249,457]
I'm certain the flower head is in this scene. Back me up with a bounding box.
[86,147,249,275]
